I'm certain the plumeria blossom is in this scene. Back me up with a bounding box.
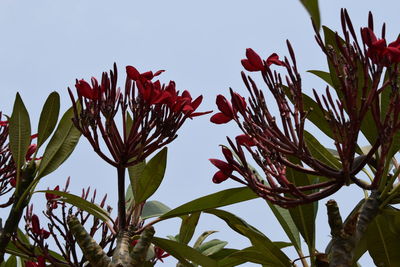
[154,247,170,263]
[241,48,286,72]
[210,11,400,207]
[209,158,234,183]
[45,185,60,209]
[210,90,247,124]
[361,27,400,66]
[69,64,211,168]
[30,214,50,239]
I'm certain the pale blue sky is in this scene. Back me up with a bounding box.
[1,1,399,266]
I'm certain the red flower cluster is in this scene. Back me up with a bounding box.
[75,65,210,118]
[362,27,400,66]
[70,64,211,168]
[126,66,209,117]
[31,214,50,239]
[241,48,285,72]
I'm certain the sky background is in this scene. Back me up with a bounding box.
[1,0,399,266]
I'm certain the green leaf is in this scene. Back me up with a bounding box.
[179,212,201,244]
[285,158,316,254]
[141,200,171,220]
[205,209,291,267]
[128,160,146,202]
[198,239,227,256]
[267,203,301,251]
[9,93,31,180]
[5,243,29,259]
[273,241,293,249]
[193,231,218,249]
[134,147,167,203]
[160,187,258,219]
[299,0,320,31]
[304,131,341,169]
[218,246,286,267]
[5,255,17,267]
[308,70,333,87]
[152,237,218,267]
[36,190,111,223]
[37,92,60,148]
[208,248,238,260]
[37,106,81,178]
[366,207,400,266]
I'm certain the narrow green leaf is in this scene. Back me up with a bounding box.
[5,243,29,259]
[179,212,201,244]
[299,0,320,31]
[37,106,81,178]
[5,255,17,267]
[193,231,218,249]
[366,207,400,266]
[304,131,341,169]
[206,209,291,267]
[267,203,301,251]
[208,248,238,260]
[128,160,146,201]
[36,190,111,223]
[285,158,316,253]
[273,241,293,249]
[9,93,31,180]
[135,147,167,203]
[37,92,60,148]
[308,70,333,87]
[141,200,171,220]
[152,237,218,267]
[198,239,227,256]
[218,246,285,267]
[160,187,258,219]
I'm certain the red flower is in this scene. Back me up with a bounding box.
[236,134,256,146]
[154,247,170,263]
[230,91,247,114]
[210,95,235,124]
[31,214,50,239]
[75,78,101,100]
[266,53,286,66]
[46,185,60,209]
[241,48,264,72]
[209,159,233,183]
[126,65,165,82]
[361,27,400,65]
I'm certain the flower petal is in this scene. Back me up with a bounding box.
[245,48,264,70]
[212,171,229,183]
[126,66,140,80]
[210,113,233,124]
[266,53,285,66]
